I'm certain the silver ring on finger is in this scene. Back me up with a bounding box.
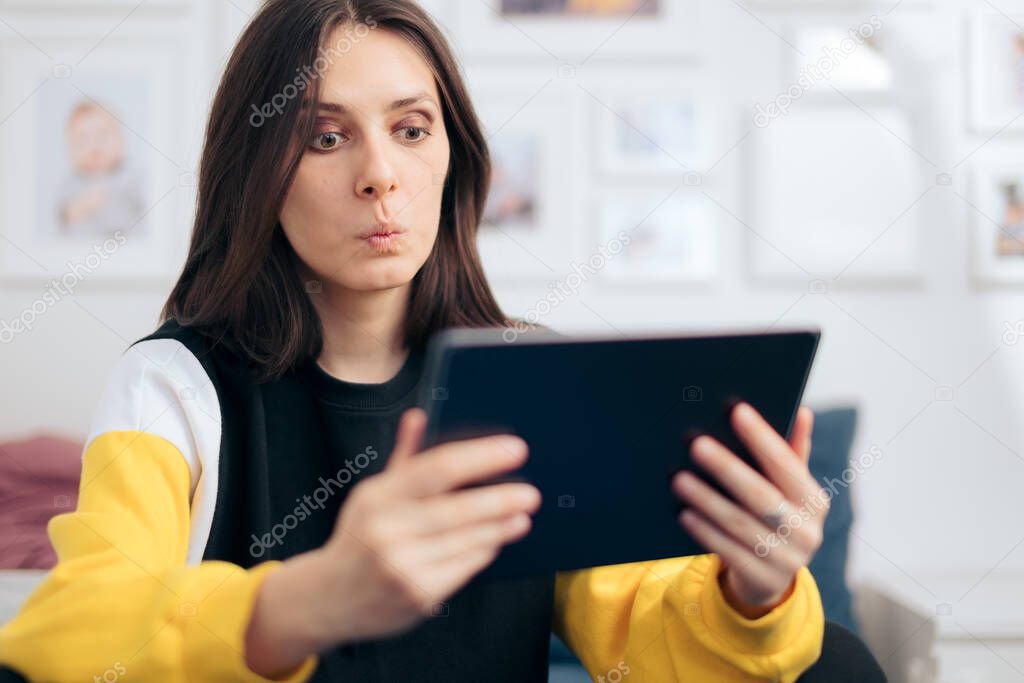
[761,501,791,529]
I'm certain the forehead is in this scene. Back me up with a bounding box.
[316,24,439,111]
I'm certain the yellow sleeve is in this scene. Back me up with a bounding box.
[552,553,824,682]
[0,430,319,682]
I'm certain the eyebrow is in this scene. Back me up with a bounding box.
[302,92,439,114]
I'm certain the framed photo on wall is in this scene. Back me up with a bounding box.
[484,129,543,231]
[968,11,1024,135]
[0,0,184,6]
[576,62,716,181]
[592,187,717,285]
[594,93,704,177]
[0,18,197,282]
[448,0,699,61]
[970,162,1024,285]
[784,19,893,94]
[747,104,927,285]
[467,65,581,281]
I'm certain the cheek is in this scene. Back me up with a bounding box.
[412,145,449,219]
[280,163,347,245]
[409,174,444,247]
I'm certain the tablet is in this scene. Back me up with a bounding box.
[415,326,821,580]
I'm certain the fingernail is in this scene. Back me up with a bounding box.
[510,513,530,530]
[518,486,541,508]
[498,435,527,456]
[691,436,713,458]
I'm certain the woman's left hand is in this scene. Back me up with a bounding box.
[671,402,827,619]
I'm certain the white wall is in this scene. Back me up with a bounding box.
[1,0,1021,606]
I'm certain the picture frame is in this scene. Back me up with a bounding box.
[447,0,700,62]
[783,17,893,94]
[970,162,1024,286]
[967,11,1024,135]
[740,0,931,7]
[0,17,199,283]
[594,94,703,176]
[466,65,582,281]
[746,103,926,285]
[0,0,185,7]
[577,62,716,180]
[591,186,717,286]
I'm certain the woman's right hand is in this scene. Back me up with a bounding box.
[318,406,541,641]
[244,407,541,677]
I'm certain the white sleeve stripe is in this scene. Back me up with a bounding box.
[86,337,222,566]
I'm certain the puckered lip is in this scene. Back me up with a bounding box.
[358,223,405,239]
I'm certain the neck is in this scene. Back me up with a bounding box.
[310,278,412,384]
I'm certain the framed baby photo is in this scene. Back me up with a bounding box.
[967,11,1024,135]
[0,17,199,283]
[970,162,1024,286]
[447,0,700,62]
[591,186,717,286]
[466,65,582,281]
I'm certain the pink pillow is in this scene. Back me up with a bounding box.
[0,435,83,569]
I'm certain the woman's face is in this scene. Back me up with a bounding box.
[279,25,450,293]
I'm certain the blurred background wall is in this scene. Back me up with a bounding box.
[0,0,1021,607]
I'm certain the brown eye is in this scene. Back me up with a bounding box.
[311,131,344,151]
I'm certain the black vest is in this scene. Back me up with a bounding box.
[137,320,555,682]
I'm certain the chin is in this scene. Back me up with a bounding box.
[343,258,421,292]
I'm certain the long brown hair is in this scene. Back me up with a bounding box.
[162,0,523,382]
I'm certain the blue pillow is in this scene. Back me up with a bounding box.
[806,406,860,636]
[548,634,591,682]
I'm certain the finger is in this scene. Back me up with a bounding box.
[674,471,772,543]
[412,483,541,536]
[690,435,790,521]
[416,513,532,565]
[387,408,427,470]
[673,471,806,568]
[398,434,529,499]
[679,508,791,601]
[729,403,819,501]
[423,546,500,604]
[788,407,814,465]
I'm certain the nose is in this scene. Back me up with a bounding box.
[354,134,398,201]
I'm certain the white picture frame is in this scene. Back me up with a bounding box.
[0,0,186,6]
[741,0,930,7]
[783,17,893,94]
[967,11,1024,135]
[592,186,717,286]
[746,103,926,285]
[576,62,716,180]
[447,0,700,62]
[970,162,1024,286]
[0,17,199,283]
[595,96,701,176]
[466,65,581,281]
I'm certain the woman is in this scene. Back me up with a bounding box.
[0,1,844,680]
